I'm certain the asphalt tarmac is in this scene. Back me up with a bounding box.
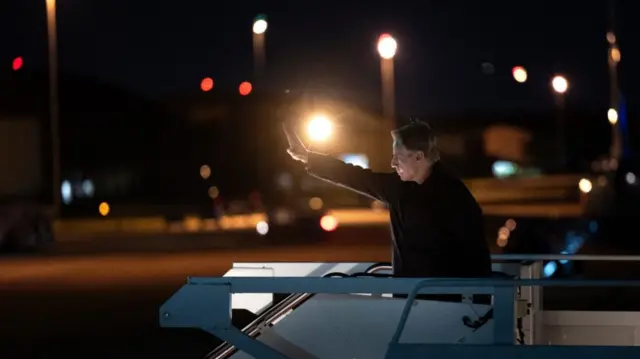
[2,226,640,358]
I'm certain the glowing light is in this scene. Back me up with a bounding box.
[308,197,323,210]
[551,75,568,94]
[256,220,269,235]
[306,114,333,142]
[200,165,211,179]
[239,81,252,96]
[543,261,558,277]
[98,202,110,216]
[320,215,338,232]
[578,178,592,194]
[512,66,527,83]
[253,19,268,35]
[12,57,23,71]
[200,77,214,92]
[607,108,618,125]
[626,172,637,185]
[377,34,397,60]
[208,186,219,199]
[610,47,621,63]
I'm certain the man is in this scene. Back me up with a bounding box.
[283,120,492,279]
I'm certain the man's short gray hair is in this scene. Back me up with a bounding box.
[391,120,440,162]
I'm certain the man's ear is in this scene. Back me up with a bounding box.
[415,151,424,161]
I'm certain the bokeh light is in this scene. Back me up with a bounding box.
[253,19,268,35]
[200,164,211,179]
[98,202,110,216]
[512,66,527,83]
[12,57,23,71]
[377,34,397,60]
[200,77,214,92]
[607,108,618,125]
[239,81,253,96]
[320,215,338,232]
[551,75,568,94]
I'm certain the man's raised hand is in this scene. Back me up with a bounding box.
[282,122,309,163]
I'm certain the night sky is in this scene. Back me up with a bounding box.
[2,0,636,116]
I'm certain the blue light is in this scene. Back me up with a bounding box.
[543,261,558,277]
[559,251,569,265]
[589,221,598,234]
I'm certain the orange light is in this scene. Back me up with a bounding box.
[320,215,338,232]
[239,81,252,96]
[12,57,23,71]
[200,77,214,92]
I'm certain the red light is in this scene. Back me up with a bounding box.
[239,81,252,96]
[12,57,23,71]
[200,77,214,92]
[320,215,338,232]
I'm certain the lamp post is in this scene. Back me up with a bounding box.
[252,15,268,79]
[46,0,61,217]
[551,75,569,169]
[377,33,397,126]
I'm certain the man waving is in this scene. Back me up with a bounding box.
[283,121,491,279]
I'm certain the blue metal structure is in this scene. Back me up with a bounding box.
[160,256,640,359]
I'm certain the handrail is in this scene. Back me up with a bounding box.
[206,265,391,359]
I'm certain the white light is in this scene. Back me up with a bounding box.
[492,161,517,178]
[578,178,593,193]
[256,220,269,235]
[607,108,618,125]
[61,180,72,204]
[377,34,397,60]
[253,19,268,35]
[306,114,333,142]
[82,179,95,197]
[626,172,637,185]
[341,154,369,169]
[552,76,568,94]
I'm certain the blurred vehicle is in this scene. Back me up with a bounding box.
[0,117,54,252]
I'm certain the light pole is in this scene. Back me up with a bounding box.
[46,0,61,217]
[377,33,397,126]
[551,75,568,169]
[252,15,268,79]
[607,0,623,160]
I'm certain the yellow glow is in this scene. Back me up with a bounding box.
[551,75,568,94]
[377,34,397,59]
[578,178,592,194]
[306,114,333,142]
[607,108,618,125]
[308,197,324,210]
[98,202,110,216]
[200,165,211,179]
[253,19,268,35]
[512,66,527,83]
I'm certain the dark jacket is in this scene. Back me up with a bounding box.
[306,152,492,278]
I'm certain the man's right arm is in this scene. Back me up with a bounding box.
[305,151,399,203]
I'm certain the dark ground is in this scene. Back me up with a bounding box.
[2,226,640,358]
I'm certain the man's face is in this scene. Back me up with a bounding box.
[391,141,421,181]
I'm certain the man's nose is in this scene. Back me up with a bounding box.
[390,158,397,168]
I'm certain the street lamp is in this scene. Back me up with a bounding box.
[377,33,397,125]
[306,114,333,143]
[551,75,568,94]
[607,108,618,125]
[252,15,267,78]
[46,0,61,216]
[377,34,397,60]
[551,75,568,169]
[512,66,527,83]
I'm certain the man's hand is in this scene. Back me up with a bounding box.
[282,122,309,163]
